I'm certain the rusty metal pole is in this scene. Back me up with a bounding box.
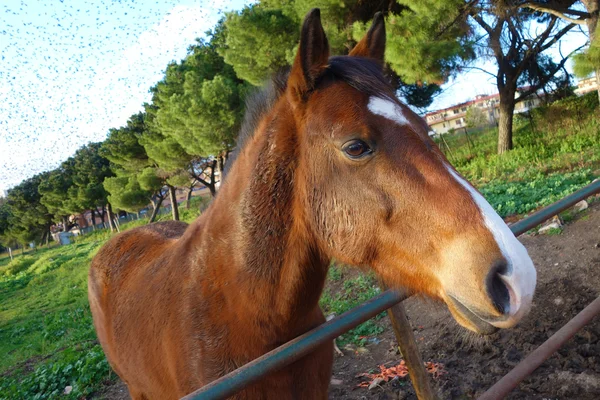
[381,282,438,400]
[479,295,600,400]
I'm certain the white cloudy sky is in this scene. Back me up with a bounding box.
[0,1,590,192]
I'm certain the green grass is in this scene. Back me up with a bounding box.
[319,271,385,347]
[436,93,600,217]
[0,200,209,399]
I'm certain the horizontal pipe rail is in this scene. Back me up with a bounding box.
[181,179,600,400]
[509,179,600,236]
[182,290,408,400]
[479,295,600,400]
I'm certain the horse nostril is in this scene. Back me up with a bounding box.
[486,260,510,315]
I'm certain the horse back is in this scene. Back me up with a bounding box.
[88,220,190,397]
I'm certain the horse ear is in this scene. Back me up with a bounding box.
[349,12,386,63]
[288,8,329,104]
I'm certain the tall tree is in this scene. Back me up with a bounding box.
[218,1,452,108]
[0,201,16,251]
[38,162,75,229]
[100,113,170,223]
[150,39,247,197]
[69,143,116,231]
[466,1,582,153]
[6,174,53,247]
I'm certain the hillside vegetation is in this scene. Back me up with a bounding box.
[1,94,599,399]
[437,92,599,217]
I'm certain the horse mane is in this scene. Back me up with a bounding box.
[222,70,289,179]
[222,56,394,181]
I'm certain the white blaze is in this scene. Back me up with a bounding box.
[446,166,537,326]
[367,97,409,126]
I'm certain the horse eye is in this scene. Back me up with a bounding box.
[342,140,372,159]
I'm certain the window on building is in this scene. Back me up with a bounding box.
[461,107,467,112]
[453,109,459,114]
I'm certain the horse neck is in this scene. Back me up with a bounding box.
[190,100,330,340]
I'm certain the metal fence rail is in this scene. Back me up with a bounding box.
[181,290,408,400]
[181,179,600,400]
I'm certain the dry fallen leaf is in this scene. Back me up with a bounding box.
[356,360,446,389]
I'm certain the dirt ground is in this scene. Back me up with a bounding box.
[97,200,600,400]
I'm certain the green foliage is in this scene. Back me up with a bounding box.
[0,343,112,400]
[0,202,14,248]
[465,107,488,128]
[100,112,150,172]
[354,0,472,85]
[38,165,74,222]
[479,169,596,217]
[152,40,247,158]
[103,173,151,213]
[99,111,170,212]
[543,227,563,236]
[573,26,600,78]
[436,95,600,217]
[320,273,385,346]
[221,1,451,107]
[66,143,114,214]
[529,92,599,133]
[219,6,299,85]
[6,174,53,245]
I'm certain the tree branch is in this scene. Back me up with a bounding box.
[518,2,589,25]
[531,16,558,54]
[515,43,587,102]
[471,12,494,35]
[538,22,577,53]
[460,65,498,78]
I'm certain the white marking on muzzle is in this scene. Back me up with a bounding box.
[367,97,409,126]
[446,166,536,326]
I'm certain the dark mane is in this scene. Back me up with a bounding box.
[222,70,288,179]
[222,56,394,180]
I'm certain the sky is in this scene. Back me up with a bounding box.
[0,1,590,193]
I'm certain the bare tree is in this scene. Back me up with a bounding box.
[518,0,599,102]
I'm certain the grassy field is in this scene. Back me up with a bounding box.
[1,94,599,399]
[0,201,205,400]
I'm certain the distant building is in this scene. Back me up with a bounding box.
[425,88,543,135]
[0,189,7,198]
[574,76,598,96]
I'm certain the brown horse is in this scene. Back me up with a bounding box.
[89,9,536,400]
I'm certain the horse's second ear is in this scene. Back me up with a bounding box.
[349,12,386,63]
[288,8,329,104]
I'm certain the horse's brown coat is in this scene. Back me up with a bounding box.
[89,9,533,399]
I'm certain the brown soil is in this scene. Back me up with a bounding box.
[331,200,600,400]
[96,201,600,400]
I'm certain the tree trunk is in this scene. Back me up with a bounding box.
[186,187,193,209]
[208,160,217,197]
[40,231,47,248]
[497,89,517,154]
[168,185,180,221]
[90,209,97,231]
[100,207,107,229]
[580,0,600,102]
[8,247,13,261]
[148,196,164,224]
[217,154,225,185]
[106,204,117,233]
